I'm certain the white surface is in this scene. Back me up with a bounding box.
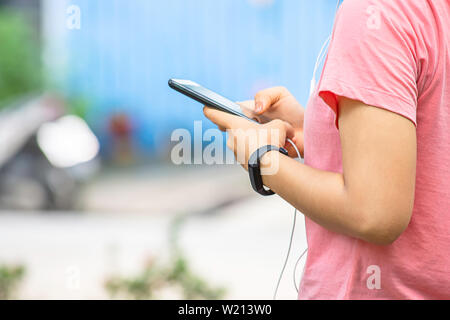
[0,196,307,300]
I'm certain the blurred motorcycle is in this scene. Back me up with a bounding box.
[0,94,100,211]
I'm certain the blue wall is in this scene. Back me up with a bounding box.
[65,0,337,155]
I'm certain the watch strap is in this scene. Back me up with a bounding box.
[248,145,288,196]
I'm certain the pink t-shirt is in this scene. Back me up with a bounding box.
[299,0,450,299]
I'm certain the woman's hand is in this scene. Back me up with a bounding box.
[203,106,294,170]
[239,87,305,157]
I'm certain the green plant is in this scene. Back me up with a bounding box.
[0,9,42,107]
[0,264,25,300]
[66,96,91,120]
[105,214,226,300]
[105,255,226,300]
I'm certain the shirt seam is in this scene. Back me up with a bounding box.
[320,76,417,111]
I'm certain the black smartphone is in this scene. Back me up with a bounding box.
[168,79,262,123]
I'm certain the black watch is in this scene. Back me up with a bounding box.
[248,145,288,196]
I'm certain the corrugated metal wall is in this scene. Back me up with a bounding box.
[63,0,337,154]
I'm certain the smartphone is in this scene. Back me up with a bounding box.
[168,79,262,123]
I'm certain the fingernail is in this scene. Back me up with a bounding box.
[255,101,262,112]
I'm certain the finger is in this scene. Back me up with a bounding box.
[267,119,295,140]
[294,133,305,158]
[254,86,289,114]
[237,100,254,112]
[283,121,295,140]
[203,106,238,129]
[237,101,260,122]
[284,142,298,158]
[285,131,304,158]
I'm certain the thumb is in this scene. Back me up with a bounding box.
[254,86,288,114]
[254,97,270,114]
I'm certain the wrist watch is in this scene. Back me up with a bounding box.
[248,145,288,196]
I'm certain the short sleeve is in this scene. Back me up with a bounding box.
[318,0,419,128]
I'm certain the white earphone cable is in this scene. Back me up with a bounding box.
[273,138,303,300]
[273,1,341,299]
[310,0,341,96]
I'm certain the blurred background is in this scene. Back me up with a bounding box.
[0,0,337,299]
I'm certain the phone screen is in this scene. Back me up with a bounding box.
[169,79,255,121]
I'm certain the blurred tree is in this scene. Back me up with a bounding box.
[0,264,25,300]
[105,214,226,300]
[105,255,226,300]
[0,9,42,107]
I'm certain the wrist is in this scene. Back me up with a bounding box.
[248,146,288,196]
[260,150,280,172]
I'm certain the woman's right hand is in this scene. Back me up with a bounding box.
[239,86,305,157]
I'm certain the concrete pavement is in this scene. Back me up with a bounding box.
[0,165,307,299]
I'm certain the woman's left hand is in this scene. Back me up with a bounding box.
[203,106,294,170]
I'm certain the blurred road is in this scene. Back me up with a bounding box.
[0,165,307,300]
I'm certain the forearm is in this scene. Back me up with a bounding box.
[261,152,368,240]
[204,96,415,244]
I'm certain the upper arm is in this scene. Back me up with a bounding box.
[338,96,416,244]
[319,0,419,128]
[315,0,420,244]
